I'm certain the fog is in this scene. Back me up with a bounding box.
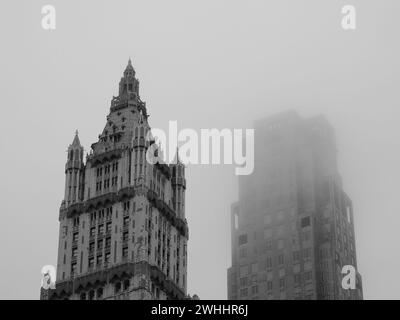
[0,0,399,299]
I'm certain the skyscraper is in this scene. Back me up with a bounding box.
[227,111,363,300]
[45,60,189,300]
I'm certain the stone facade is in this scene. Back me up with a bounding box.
[227,111,363,300]
[46,60,188,300]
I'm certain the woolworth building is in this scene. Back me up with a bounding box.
[42,60,189,300]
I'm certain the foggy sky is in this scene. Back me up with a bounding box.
[0,0,399,299]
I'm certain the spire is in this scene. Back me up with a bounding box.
[118,58,139,97]
[171,147,184,166]
[124,57,135,77]
[175,147,182,165]
[67,130,84,164]
[71,130,81,147]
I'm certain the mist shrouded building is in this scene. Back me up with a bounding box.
[227,111,363,300]
[45,60,189,300]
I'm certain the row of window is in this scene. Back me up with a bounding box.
[96,162,119,177]
[90,207,113,223]
[239,248,313,276]
[238,271,313,297]
[78,279,130,300]
[95,177,118,191]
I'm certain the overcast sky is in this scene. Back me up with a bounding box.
[0,0,399,299]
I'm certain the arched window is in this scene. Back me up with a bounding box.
[97,287,104,300]
[123,279,130,291]
[88,290,95,300]
[115,282,121,294]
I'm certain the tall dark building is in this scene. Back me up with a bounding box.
[46,60,189,300]
[227,111,363,300]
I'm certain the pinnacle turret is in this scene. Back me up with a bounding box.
[119,58,139,97]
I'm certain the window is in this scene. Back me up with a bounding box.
[304,271,312,282]
[97,288,103,299]
[105,252,110,265]
[240,288,248,297]
[266,239,273,251]
[294,274,301,286]
[293,250,301,262]
[279,278,285,290]
[251,285,258,295]
[105,237,111,248]
[72,232,79,242]
[303,247,312,260]
[71,263,77,274]
[278,254,284,265]
[239,265,249,277]
[267,281,273,291]
[115,282,121,294]
[72,248,77,258]
[238,234,248,246]
[98,224,104,235]
[266,257,273,270]
[123,216,130,227]
[239,277,248,287]
[106,222,112,233]
[122,247,128,259]
[301,216,311,228]
[123,279,130,291]
[88,258,94,269]
[73,217,80,227]
[96,255,103,266]
[278,239,284,250]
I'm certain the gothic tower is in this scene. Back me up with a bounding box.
[64,131,84,206]
[48,60,189,300]
[171,151,186,220]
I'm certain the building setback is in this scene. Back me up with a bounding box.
[227,111,363,300]
[45,60,189,300]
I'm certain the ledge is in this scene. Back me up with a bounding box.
[147,190,188,238]
[60,187,136,219]
[60,187,188,239]
[87,149,124,167]
[47,261,184,300]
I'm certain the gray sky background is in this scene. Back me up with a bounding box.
[0,0,399,299]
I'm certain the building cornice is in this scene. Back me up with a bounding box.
[48,261,185,300]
